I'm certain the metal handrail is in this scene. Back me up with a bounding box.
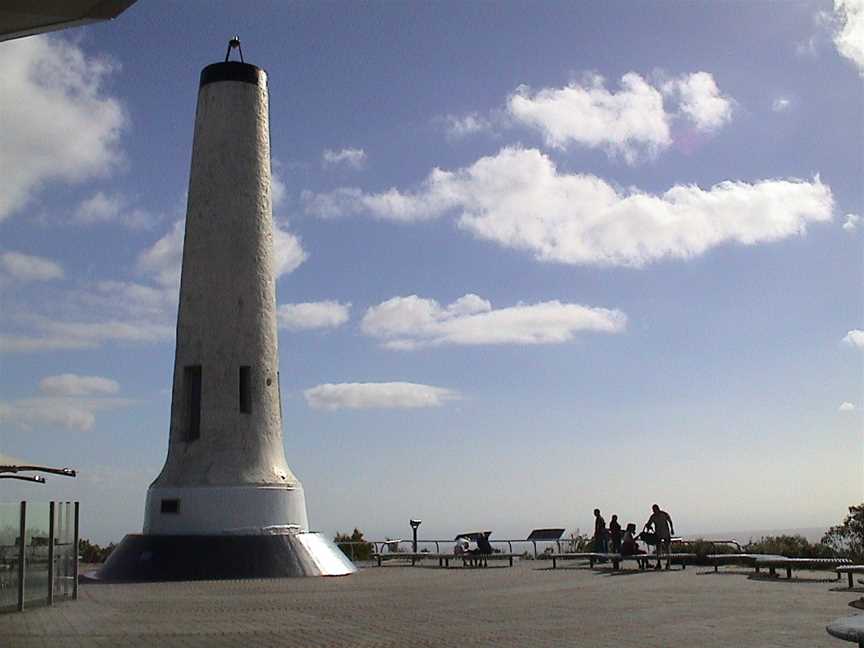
[337,538,553,558]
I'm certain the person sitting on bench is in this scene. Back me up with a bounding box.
[621,523,646,556]
[474,531,494,555]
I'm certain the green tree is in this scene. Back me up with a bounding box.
[823,504,864,562]
[78,538,116,563]
[334,527,373,561]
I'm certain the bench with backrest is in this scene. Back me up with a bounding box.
[373,551,519,568]
[838,565,864,588]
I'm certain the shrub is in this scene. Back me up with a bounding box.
[743,534,836,559]
[334,528,373,561]
[78,538,116,563]
[823,504,864,562]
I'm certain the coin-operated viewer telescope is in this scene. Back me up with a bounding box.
[97,41,355,580]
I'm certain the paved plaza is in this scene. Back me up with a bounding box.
[1,561,859,647]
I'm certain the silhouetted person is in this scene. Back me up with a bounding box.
[644,504,674,569]
[475,532,493,555]
[609,514,622,553]
[621,523,645,556]
[593,509,608,553]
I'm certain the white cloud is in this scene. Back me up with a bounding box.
[73,192,153,228]
[305,147,834,267]
[504,71,732,162]
[39,374,119,397]
[0,334,94,353]
[0,251,63,281]
[361,294,626,350]
[444,112,495,139]
[772,97,792,112]
[273,220,308,278]
[842,213,861,231]
[137,220,185,289]
[0,36,125,221]
[271,160,286,208]
[322,148,367,169]
[508,73,671,163]
[303,382,460,410]
[843,330,864,348]
[834,0,864,74]
[0,396,133,431]
[839,401,856,411]
[661,72,733,132]
[0,312,173,354]
[277,301,351,331]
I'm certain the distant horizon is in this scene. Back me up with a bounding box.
[1,1,861,546]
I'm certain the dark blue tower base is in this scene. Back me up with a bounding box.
[88,532,356,582]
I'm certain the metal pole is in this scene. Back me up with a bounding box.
[47,501,55,606]
[73,502,79,600]
[17,501,26,611]
[412,527,418,554]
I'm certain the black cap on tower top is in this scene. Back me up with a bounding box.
[200,38,265,88]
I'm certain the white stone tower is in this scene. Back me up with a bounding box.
[98,42,354,580]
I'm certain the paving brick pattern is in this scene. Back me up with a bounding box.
[0,562,856,647]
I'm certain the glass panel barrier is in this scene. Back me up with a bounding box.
[0,503,21,611]
[23,502,50,608]
[53,502,75,601]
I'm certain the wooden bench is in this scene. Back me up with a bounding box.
[373,552,519,568]
[838,565,864,588]
[826,614,864,646]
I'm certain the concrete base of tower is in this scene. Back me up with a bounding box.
[144,484,309,535]
[90,531,357,581]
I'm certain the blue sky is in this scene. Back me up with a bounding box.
[0,1,862,545]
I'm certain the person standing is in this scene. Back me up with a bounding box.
[644,504,675,569]
[608,514,623,553]
[593,509,608,554]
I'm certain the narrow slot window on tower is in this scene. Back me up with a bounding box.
[185,365,202,441]
[239,366,252,413]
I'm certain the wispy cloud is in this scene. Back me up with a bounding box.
[833,0,864,75]
[322,148,367,169]
[842,329,864,348]
[277,301,351,331]
[842,213,860,232]
[305,147,834,268]
[39,374,119,397]
[0,36,125,221]
[73,192,154,228]
[303,382,460,410]
[772,97,792,112]
[362,294,626,350]
[444,71,733,163]
[444,112,496,139]
[0,251,63,281]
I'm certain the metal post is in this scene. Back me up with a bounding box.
[47,501,55,606]
[17,501,26,611]
[73,502,79,600]
[533,540,537,558]
[412,527,418,554]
